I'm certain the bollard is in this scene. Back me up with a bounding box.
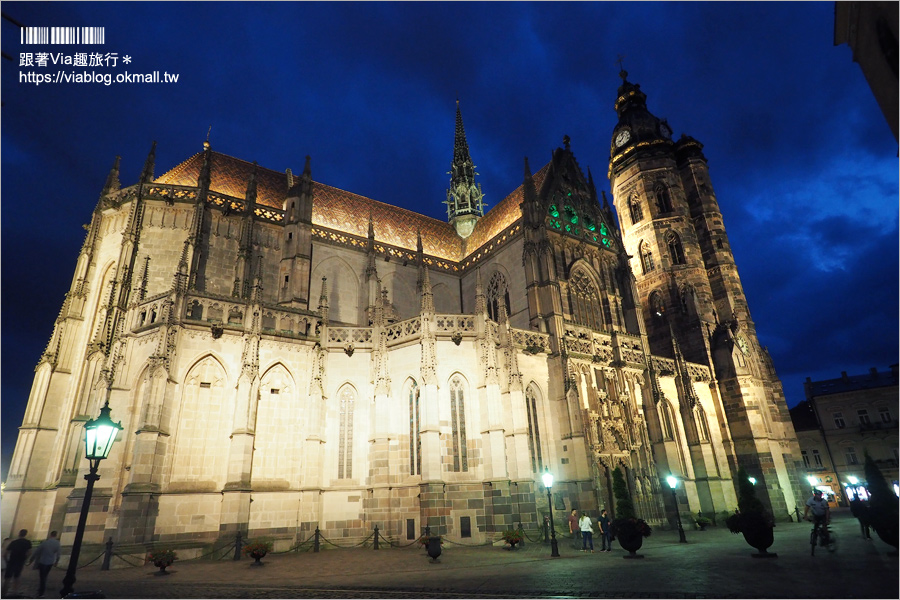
[101,537,113,571]
[233,531,243,561]
[373,525,380,550]
[517,522,525,547]
[543,515,549,543]
[424,525,431,537]
[314,527,320,553]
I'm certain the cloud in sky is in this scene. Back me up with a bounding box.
[2,1,897,479]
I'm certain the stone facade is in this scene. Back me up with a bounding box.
[2,78,805,553]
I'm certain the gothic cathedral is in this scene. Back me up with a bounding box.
[2,74,805,552]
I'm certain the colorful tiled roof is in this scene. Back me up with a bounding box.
[154,150,544,263]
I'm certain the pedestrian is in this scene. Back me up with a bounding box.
[2,529,32,596]
[598,508,612,552]
[568,509,580,549]
[579,512,594,553]
[30,530,61,598]
[1,537,10,572]
[849,498,872,540]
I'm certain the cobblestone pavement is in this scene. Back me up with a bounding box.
[8,510,898,599]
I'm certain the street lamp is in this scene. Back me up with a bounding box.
[60,401,122,598]
[748,476,757,486]
[666,476,687,543]
[807,475,817,487]
[541,470,560,557]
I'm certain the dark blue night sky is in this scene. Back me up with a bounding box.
[2,2,897,480]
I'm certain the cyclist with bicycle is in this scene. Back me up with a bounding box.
[804,489,832,552]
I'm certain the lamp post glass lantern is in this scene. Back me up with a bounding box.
[542,471,560,557]
[60,402,122,598]
[666,476,687,543]
[748,476,757,485]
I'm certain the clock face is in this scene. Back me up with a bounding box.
[736,335,750,355]
[660,123,672,139]
[615,130,631,147]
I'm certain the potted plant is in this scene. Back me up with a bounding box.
[146,549,177,574]
[241,540,273,566]
[724,466,776,558]
[863,453,899,549]
[610,467,652,558]
[694,515,712,531]
[502,529,523,550]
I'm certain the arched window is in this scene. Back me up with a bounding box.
[666,231,685,265]
[568,268,602,330]
[487,271,511,322]
[525,384,544,474]
[408,380,421,476]
[655,183,672,213]
[649,291,665,320]
[629,193,644,224]
[694,405,710,442]
[338,385,356,479]
[639,241,655,274]
[449,376,468,472]
[660,399,675,441]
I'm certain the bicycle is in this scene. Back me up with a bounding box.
[809,518,836,555]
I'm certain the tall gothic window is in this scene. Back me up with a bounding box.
[694,405,710,442]
[408,380,421,476]
[525,384,544,474]
[568,269,603,330]
[655,183,672,213]
[338,385,355,479]
[639,241,655,274]
[450,376,468,472]
[487,271,511,322]
[666,231,685,265]
[629,193,644,224]
[649,291,665,320]
[660,400,675,440]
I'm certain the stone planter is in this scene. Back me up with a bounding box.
[426,536,442,562]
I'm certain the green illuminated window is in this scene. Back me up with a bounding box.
[600,223,609,236]
[564,205,578,224]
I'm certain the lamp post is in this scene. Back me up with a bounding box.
[666,476,687,543]
[748,476,757,486]
[60,401,122,598]
[541,470,560,557]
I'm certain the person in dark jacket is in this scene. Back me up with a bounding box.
[598,509,612,552]
[2,529,32,596]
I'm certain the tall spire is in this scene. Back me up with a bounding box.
[101,156,121,197]
[445,100,484,239]
[140,141,157,184]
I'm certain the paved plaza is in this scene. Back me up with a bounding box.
[6,509,897,599]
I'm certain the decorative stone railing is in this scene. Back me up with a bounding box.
[142,184,285,224]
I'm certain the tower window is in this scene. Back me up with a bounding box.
[857,409,870,425]
[409,381,421,476]
[655,183,672,213]
[629,193,644,224]
[525,385,544,473]
[338,386,356,479]
[666,231,685,266]
[487,272,511,322]
[450,376,468,472]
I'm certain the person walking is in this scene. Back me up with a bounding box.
[30,531,61,598]
[579,512,594,553]
[2,529,32,596]
[568,509,580,550]
[598,508,612,552]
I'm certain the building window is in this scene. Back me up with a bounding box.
[487,271,511,322]
[833,412,845,429]
[450,376,468,472]
[846,446,859,465]
[338,386,355,479]
[812,449,823,467]
[666,231,685,265]
[857,409,871,425]
[879,406,892,423]
[569,269,602,330]
[408,380,421,476]
[640,241,655,274]
[525,385,544,474]
[801,450,810,468]
[694,406,709,442]
[655,183,672,213]
[629,193,643,224]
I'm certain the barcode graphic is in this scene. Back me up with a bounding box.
[20,27,105,45]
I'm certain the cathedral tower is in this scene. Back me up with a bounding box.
[609,70,805,516]
[445,101,485,238]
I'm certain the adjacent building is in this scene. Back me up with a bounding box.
[2,75,806,555]
[791,365,899,506]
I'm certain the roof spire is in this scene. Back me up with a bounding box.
[101,156,121,197]
[445,99,484,239]
[140,141,157,184]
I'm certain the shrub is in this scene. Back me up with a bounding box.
[147,549,177,566]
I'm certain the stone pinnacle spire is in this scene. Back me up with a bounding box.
[445,100,484,239]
